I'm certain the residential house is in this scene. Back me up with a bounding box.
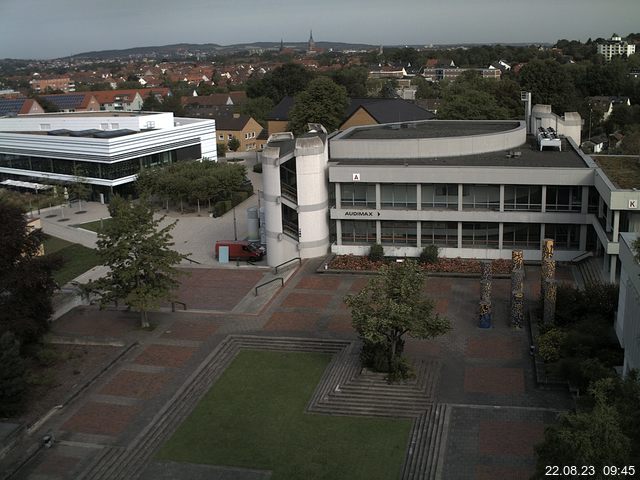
[588,96,631,122]
[597,34,636,62]
[215,113,263,152]
[29,76,75,93]
[266,96,435,136]
[0,98,45,116]
[39,93,100,112]
[86,90,145,111]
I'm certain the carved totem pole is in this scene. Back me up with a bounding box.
[478,260,493,328]
[510,249,524,328]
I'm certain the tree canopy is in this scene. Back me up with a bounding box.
[85,196,186,328]
[344,260,451,379]
[0,202,59,347]
[287,77,349,134]
[246,63,315,104]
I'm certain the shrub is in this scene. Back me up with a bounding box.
[368,243,384,262]
[252,163,263,173]
[537,328,567,362]
[419,245,439,264]
[212,200,232,217]
[231,191,249,207]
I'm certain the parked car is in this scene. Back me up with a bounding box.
[214,240,264,261]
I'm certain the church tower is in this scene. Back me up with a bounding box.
[307,30,316,54]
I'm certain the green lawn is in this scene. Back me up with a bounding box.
[157,350,412,480]
[43,236,101,285]
[74,218,112,233]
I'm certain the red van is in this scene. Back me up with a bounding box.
[215,240,264,261]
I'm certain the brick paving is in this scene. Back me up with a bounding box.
[133,344,197,368]
[160,319,219,341]
[99,370,173,399]
[14,260,577,480]
[464,367,526,395]
[62,402,140,436]
[263,311,321,331]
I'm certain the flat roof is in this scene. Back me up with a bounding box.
[16,111,162,118]
[593,156,640,189]
[341,120,521,140]
[331,137,589,169]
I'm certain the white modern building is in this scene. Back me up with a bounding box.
[0,111,216,199]
[261,106,640,281]
[615,233,640,376]
[597,34,636,62]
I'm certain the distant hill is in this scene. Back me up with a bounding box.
[66,41,380,60]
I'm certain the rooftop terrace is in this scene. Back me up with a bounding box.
[341,120,522,140]
[593,155,640,189]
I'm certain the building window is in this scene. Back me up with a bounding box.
[380,184,417,209]
[421,221,458,247]
[219,134,224,140]
[341,220,376,244]
[421,184,458,209]
[39,123,51,131]
[228,134,233,140]
[461,222,500,248]
[503,223,541,249]
[341,183,376,208]
[504,185,542,211]
[545,224,580,249]
[462,185,500,210]
[279,159,297,202]
[110,123,119,130]
[282,204,298,239]
[100,123,109,130]
[381,221,416,245]
[546,186,582,212]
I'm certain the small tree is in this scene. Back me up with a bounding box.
[228,137,241,152]
[287,77,349,134]
[0,331,27,417]
[217,142,228,158]
[70,167,92,211]
[368,243,384,262]
[344,260,451,379]
[419,245,439,264]
[85,196,187,328]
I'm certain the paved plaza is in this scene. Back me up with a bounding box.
[3,259,575,480]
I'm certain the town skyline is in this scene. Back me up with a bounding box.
[1,0,639,59]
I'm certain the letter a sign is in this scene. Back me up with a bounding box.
[352,173,361,182]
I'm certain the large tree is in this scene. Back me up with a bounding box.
[533,378,635,478]
[0,202,58,347]
[0,331,27,417]
[344,260,451,379]
[246,63,315,104]
[85,196,186,328]
[287,77,349,134]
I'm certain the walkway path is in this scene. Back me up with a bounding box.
[4,259,574,480]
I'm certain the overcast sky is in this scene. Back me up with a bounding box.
[1,0,639,59]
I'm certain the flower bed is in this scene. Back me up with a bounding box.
[328,255,511,274]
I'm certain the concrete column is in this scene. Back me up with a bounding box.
[613,210,620,240]
[375,183,381,210]
[498,223,504,251]
[416,184,422,211]
[458,184,463,211]
[581,186,589,214]
[499,185,505,212]
[539,224,546,251]
[457,221,462,249]
[376,220,381,244]
[336,220,342,245]
[579,224,588,251]
[610,255,617,283]
[335,183,341,209]
[416,221,422,248]
[541,185,547,213]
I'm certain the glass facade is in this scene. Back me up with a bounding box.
[503,223,541,248]
[282,204,298,239]
[341,220,376,244]
[545,224,580,249]
[462,185,500,211]
[381,221,416,245]
[421,221,458,247]
[461,222,500,248]
[341,183,376,208]
[546,186,582,212]
[279,158,297,201]
[380,184,417,209]
[421,184,458,209]
[504,185,542,211]
[0,146,196,181]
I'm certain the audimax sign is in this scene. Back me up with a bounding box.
[344,211,381,217]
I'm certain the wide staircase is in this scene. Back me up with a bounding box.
[576,256,607,286]
[77,335,448,480]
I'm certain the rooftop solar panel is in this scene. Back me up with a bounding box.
[0,99,26,115]
[41,94,85,110]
